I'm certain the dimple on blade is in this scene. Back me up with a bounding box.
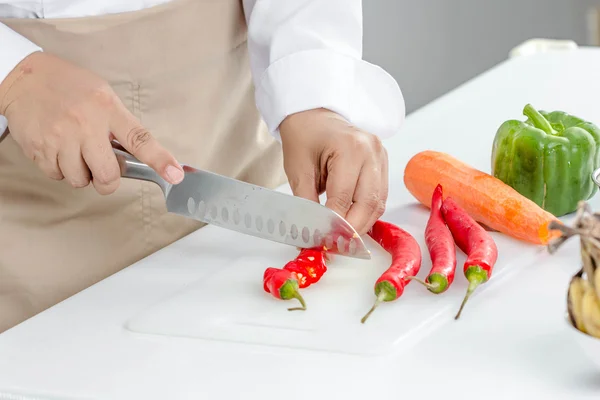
[165,166,371,259]
[187,197,366,257]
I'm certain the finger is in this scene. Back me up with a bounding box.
[81,134,121,195]
[363,151,389,233]
[288,168,320,203]
[57,142,91,188]
[109,101,183,185]
[324,155,362,219]
[34,147,64,181]
[380,148,389,204]
[344,162,383,235]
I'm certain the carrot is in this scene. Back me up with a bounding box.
[403,151,561,245]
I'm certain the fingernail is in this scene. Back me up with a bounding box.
[166,165,184,184]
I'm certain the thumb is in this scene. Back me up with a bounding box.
[109,101,184,185]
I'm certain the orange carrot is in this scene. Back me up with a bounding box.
[403,151,561,245]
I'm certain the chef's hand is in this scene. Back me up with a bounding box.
[0,51,184,195]
[279,108,388,235]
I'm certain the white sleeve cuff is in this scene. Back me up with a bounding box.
[0,23,42,133]
[0,23,42,84]
[255,49,405,141]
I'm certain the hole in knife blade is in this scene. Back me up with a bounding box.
[349,238,357,254]
[337,236,346,253]
[313,229,322,247]
[187,197,196,215]
[302,227,310,243]
[290,224,298,240]
[325,235,334,250]
[245,213,252,229]
[256,216,263,232]
[197,200,206,219]
[210,205,218,220]
[279,221,286,236]
[221,207,229,222]
[267,219,275,234]
[233,209,241,225]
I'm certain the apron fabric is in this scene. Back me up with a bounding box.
[0,0,287,332]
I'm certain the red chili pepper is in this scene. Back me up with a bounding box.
[263,267,307,311]
[283,248,328,289]
[441,197,498,319]
[361,220,422,324]
[408,184,457,294]
[282,262,310,288]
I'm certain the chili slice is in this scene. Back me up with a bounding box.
[408,184,457,293]
[263,248,329,311]
[263,267,307,311]
[441,197,498,319]
[284,248,328,288]
[361,220,422,324]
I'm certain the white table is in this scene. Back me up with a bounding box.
[1,48,600,400]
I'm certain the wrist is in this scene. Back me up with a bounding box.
[0,50,41,115]
[280,108,351,140]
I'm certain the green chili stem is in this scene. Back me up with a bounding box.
[361,281,397,324]
[360,291,387,324]
[455,266,488,320]
[406,276,439,291]
[287,292,307,311]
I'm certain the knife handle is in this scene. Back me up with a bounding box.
[111,141,169,193]
[0,131,169,193]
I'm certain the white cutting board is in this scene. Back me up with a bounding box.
[125,201,548,357]
[123,50,600,358]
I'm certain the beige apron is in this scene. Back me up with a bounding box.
[0,0,287,332]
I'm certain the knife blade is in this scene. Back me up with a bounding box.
[112,141,371,259]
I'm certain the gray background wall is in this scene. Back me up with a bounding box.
[363,0,600,114]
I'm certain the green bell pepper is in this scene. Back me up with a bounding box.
[491,104,600,217]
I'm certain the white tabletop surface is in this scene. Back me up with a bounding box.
[1,48,600,400]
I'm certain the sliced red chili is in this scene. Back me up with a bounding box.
[263,267,306,311]
[283,248,328,288]
[282,261,310,287]
[263,247,329,310]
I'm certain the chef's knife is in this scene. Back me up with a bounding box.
[111,141,371,259]
[0,130,368,259]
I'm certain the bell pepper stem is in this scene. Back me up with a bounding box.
[455,266,488,320]
[523,104,555,135]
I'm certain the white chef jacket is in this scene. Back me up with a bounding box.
[0,0,405,140]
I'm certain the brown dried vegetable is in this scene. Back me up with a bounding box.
[548,201,600,338]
